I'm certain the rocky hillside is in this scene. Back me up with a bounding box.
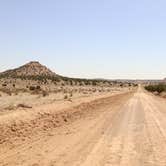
[0,61,136,89]
[0,61,57,77]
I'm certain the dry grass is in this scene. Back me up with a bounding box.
[64,95,68,99]
[0,77,134,112]
[160,92,166,98]
[5,105,16,110]
[0,88,12,96]
[42,90,49,97]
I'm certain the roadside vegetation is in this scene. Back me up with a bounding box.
[145,84,166,93]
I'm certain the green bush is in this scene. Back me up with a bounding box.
[145,84,166,93]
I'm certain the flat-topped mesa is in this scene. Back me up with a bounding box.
[0,61,57,77]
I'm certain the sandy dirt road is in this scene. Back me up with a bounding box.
[0,87,166,166]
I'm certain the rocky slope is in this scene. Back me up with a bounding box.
[0,61,56,77]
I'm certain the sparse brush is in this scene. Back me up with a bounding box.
[120,84,123,87]
[2,83,7,87]
[79,82,83,86]
[145,84,166,93]
[29,85,42,95]
[36,85,41,90]
[42,90,49,97]
[0,88,12,96]
[31,89,41,95]
[83,91,88,95]
[64,95,68,99]
[70,92,73,97]
[14,91,18,95]
[63,89,67,93]
[61,83,65,86]
[29,86,36,91]
[5,105,15,110]
[92,89,96,92]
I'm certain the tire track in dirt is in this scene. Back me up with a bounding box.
[0,88,166,166]
[0,92,133,166]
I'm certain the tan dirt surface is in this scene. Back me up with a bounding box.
[0,87,166,166]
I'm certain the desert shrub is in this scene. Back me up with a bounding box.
[31,89,40,95]
[42,90,49,97]
[16,88,28,93]
[92,81,97,86]
[145,84,166,93]
[36,85,41,90]
[120,83,123,87]
[5,105,15,110]
[128,83,132,87]
[29,86,36,91]
[64,95,68,99]
[70,92,73,97]
[84,81,89,86]
[2,83,7,87]
[0,88,12,96]
[12,84,15,87]
[29,85,40,91]
[14,91,18,95]
[63,89,67,93]
[74,81,78,85]
[79,82,83,86]
[92,89,97,92]
[69,80,73,86]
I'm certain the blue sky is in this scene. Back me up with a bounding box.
[0,0,166,79]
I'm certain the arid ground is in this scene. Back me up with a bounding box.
[0,85,166,166]
[0,62,165,166]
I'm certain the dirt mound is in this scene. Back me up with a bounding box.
[0,61,56,77]
[0,93,131,146]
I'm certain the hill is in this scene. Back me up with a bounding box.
[0,61,136,89]
[0,61,56,78]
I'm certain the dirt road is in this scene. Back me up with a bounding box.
[0,87,166,166]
